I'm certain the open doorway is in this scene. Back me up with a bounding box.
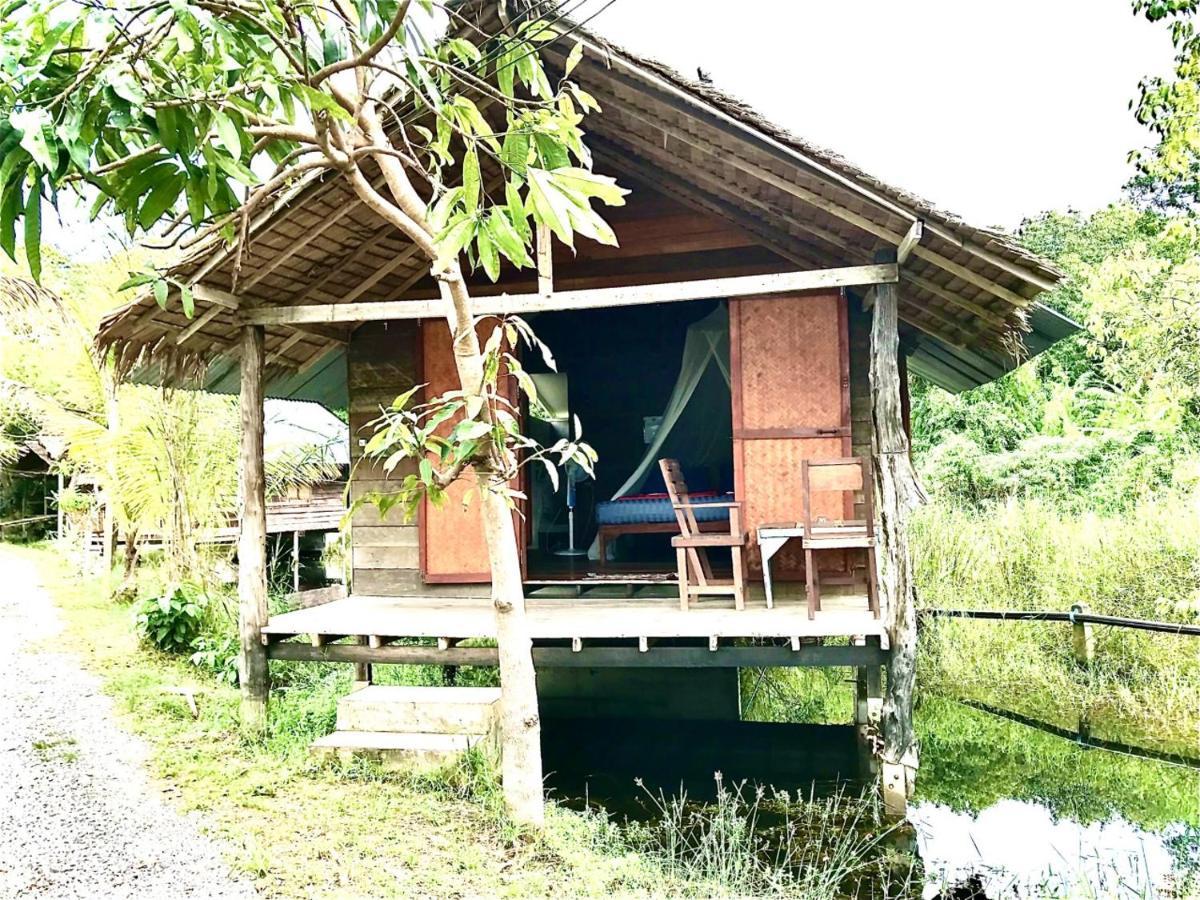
[524,299,732,580]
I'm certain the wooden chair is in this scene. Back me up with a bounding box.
[800,457,879,621]
[659,459,746,611]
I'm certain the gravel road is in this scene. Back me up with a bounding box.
[0,550,257,899]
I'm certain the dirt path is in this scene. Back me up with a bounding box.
[0,549,256,899]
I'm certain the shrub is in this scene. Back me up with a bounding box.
[133,584,206,653]
[189,633,239,684]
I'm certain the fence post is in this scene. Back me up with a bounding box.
[1071,602,1095,667]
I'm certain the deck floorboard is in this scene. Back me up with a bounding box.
[262,587,887,646]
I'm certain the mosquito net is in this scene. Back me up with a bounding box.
[610,303,732,498]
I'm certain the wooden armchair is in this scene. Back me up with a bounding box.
[801,457,879,620]
[659,458,746,610]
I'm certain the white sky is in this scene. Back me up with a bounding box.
[583,0,1175,229]
[45,0,1175,257]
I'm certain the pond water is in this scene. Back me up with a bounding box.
[542,697,1200,897]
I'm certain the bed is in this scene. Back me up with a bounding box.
[595,490,733,569]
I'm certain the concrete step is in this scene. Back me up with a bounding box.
[310,730,489,772]
[336,685,501,735]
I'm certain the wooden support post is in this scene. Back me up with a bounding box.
[237,324,270,731]
[869,249,926,817]
[353,635,371,687]
[292,530,301,593]
[1071,603,1095,667]
[537,222,553,296]
[854,637,884,780]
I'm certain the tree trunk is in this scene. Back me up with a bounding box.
[101,385,119,583]
[237,324,270,732]
[440,274,545,829]
[868,259,926,816]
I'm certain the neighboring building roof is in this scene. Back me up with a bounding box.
[96,0,1075,396]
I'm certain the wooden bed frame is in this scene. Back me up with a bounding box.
[596,519,725,572]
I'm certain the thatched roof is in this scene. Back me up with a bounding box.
[96,0,1073,398]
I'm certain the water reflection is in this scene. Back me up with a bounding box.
[912,800,1176,898]
[541,698,1200,897]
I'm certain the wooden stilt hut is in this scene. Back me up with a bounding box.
[95,2,1075,811]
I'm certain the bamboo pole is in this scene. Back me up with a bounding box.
[237,324,270,730]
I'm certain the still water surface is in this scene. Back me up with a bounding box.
[543,698,1200,896]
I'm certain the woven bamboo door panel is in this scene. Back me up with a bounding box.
[419,320,522,583]
[731,291,850,578]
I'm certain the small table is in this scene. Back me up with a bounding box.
[756,523,805,609]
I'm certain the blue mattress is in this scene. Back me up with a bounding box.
[596,492,732,526]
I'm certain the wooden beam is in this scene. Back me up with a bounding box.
[175,304,223,346]
[266,641,890,668]
[192,284,240,309]
[241,264,898,325]
[265,330,306,365]
[896,221,923,265]
[237,324,269,730]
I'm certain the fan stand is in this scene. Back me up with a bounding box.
[554,470,588,557]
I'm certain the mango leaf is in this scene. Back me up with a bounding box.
[212,110,241,155]
[501,129,529,177]
[179,284,194,317]
[116,272,156,291]
[138,172,184,229]
[11,108,54,170]
[526,167,573,247]
[476,220,500,281]
[462,145,480,215]
[551,167,629,207]
[435,216,475,269]
[533,132,570,171]
[23,177,41,282]
[0,178,24,262]
[153,278,169,308]
[486,207,532,268]
[564,41,584,77]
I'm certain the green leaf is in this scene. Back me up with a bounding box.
[117,272,156,291]
[551,167,629,207]
[435,216,476,269]
[153,278,169,308]
[155,107,181,153]
[11,109,54,170]
[462,146,480,215]
[23,177,41,282]
[214,153,257,186]
[179,284,194,318]
[533,133,570,171]
[526,168,572,247]
[501,129,529,177]
[212,110,241,155]
[476,221,500,281]
[506,182,530,243]
[564,41,584,78]
[139,173,184,229]
[486,208,532,268]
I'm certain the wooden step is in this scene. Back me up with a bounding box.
[311,730,489,771]
[336,685,501,735]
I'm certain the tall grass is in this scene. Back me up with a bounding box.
[628,775,916,898]
[912,492,1200,757]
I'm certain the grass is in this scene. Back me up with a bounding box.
[14,542,911,899]
[911,493,1200,759]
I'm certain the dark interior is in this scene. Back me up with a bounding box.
[523,299,732,577]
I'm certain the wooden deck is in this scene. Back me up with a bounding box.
[262,585,887,647]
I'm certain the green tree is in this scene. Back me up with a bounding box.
[1131,0,1200,213]
[1,0,622,824]
[912,205,1200,508]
